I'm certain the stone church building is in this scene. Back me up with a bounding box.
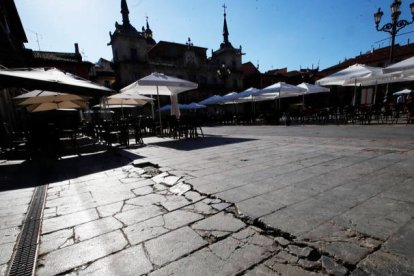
[108,0,244,101]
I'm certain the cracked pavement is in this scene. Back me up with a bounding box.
[1,125,414,275]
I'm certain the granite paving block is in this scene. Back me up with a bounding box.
[261,196,350,236]
[333,196,414,240]
[148,247,223,276]
[0,264,7,275]
[321,256,348,276]
[144,226,207,266]
[0,227,20,245]
[96,201,123,217]
[0,203,29,217]
[37,230,127,276]
[123,216,169,245]
[191,212,245,238]
[42,208,99,234]
[74,216,123,241]
[39,229,74,255]
[163,209,204,230]
[79,244,152,276]
[357,250,414,275]
[115,205,164,226]
[0,214,25,230]
[208,227,278,275]
[0,242,14,265]
[384,219,414,258]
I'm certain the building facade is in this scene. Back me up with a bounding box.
[108,0,244,101]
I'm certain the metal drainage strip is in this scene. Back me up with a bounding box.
[8,185,47,276]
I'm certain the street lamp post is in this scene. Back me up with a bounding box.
[374,0,414,64]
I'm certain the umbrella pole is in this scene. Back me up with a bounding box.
[352,80,357,107]
[150,95,155,119]
[373,82,378,106]
[156,86,162,135]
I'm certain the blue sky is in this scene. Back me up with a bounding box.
[14,0,414,72]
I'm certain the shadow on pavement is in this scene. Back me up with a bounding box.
[0,149,143,192]
[147,135,256,151]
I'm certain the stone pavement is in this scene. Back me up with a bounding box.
[0,125,414,275]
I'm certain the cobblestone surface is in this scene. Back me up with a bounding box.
[0,125,413,275]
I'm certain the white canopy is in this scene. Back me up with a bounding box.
[317,64,414,87]
[107,93,152,106]
[26,100,87,113]
[121,73,198,130]
[199,95,223,105]
[297,83,330,94]
[0,67,113,97]
[185,102,206,109]
[393,89,412,96]
[121,72,198,96]
[383,56,414,75]
[316,64,383,86]
[14,90,87,105]
[259,82,305,98]
[220,92,239,103]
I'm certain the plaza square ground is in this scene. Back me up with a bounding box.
[1,124,414,275]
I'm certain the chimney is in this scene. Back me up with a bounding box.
[74,43,79,55]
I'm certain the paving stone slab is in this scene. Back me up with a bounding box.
[148,247,223,276]
[0,227,20,245]
[357,250,414,276]
[321,256,348,276]
[333,196,414,240]
[0,264,7,276]
[39,228,74,255]
[42,208,99,234]
[208,227,278,275]
[115,205,164,226]
[123,216,169,245]
[163,209,204,230]
[169,182,191,195]
[0,242,14,265]
[255,261,321,276]
[191,212,246,237]
[0,214,25,231]
[79,244,153,276]
[96,201,123,217]
[37,230,128,276]
[144,226,207,266]
[74,216,123,241]
[320,242,372,265]
[383,218,414,259]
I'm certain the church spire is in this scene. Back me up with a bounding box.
[121,0,130,25]
[222,4,229,45]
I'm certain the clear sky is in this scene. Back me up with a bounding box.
[14,0,414,72]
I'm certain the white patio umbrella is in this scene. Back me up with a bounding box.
[121,72,198,133]
[258,82,305,111]
[184,102,206,109]
[297,82,330,106]
[107,93,152,106]
[393,89,412,96]
[317,64,381,105]
[26,100,88,112]
[297,83,330,94]
[0,67,114,97]
[383,56,414,75]
[220,92,240,104]
[199,95,223,105]
[14,90,88,105]
[316,64,383,86]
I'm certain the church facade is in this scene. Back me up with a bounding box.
[108,0,244,101]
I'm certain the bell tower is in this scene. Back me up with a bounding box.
[108,0,149,86]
